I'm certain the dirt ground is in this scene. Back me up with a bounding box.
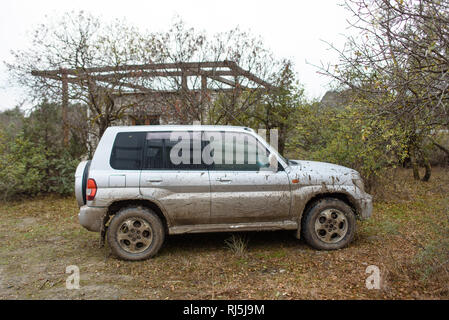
[0,168,448,300]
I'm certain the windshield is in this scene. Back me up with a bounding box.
[251,130,290,167]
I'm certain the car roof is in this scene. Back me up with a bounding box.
[107,125,256,133]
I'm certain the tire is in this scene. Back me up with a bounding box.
[302,198,356,250]
[107,206,165,261]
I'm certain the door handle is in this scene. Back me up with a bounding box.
[146,178,162,183]
[216,177,232,182]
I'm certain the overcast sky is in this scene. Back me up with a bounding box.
[0,0,352,111]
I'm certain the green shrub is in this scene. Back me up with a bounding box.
[0,133,47,199]
[286,104,408,190]
[0,102,87,200]
[47,151,78,195]
[0,130,78,200]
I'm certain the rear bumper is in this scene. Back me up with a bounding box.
[78,205,107,232]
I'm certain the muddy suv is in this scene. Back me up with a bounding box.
[75,125,372,260]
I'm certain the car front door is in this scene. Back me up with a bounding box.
[204,131,291,224]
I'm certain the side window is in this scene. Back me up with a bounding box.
[110,132,145,170]
[144,131,205,170]
[203,131,270,171]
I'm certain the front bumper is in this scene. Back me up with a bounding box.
[78,205,107,232]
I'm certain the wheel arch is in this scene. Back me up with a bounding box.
[296,192,358,239]
[104,199,170,235]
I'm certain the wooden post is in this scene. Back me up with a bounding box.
[181,75,188,90]
[201,75,207,91]
[61,70,69,146]
[180,73,188,123]
[201,76,207,124]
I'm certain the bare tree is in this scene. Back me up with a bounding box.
[318,0,449,180]
[6,12,161,143]
[249,60,304,154]
[150,19,279,125]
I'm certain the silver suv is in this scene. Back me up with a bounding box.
[75,125,372,261]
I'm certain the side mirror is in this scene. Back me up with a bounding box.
[268,153,278,173]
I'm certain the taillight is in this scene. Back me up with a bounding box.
[86,178,97,201]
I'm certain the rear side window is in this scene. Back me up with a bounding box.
[110,132,145,170]
[144,131,205,170]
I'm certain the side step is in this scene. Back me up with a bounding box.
[169,220,298,235]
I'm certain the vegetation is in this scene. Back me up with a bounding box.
[285,102,410,190]
[0,101,86,200]
[225,234,249,257]
[318,0,449,181]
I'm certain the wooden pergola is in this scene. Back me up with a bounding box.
[31,60,274,144]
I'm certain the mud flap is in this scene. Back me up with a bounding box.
[99,214,109,247]
[295,225,301,239]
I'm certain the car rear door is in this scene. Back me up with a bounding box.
[139,131,210,226]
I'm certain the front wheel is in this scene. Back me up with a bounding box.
[107,206,165,261]
[302,198,356,250]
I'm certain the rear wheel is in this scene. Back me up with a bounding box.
[302,198,356,250]
[107,206,165,261]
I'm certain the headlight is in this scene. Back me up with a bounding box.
[352,178,365,192]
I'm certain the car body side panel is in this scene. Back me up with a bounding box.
[209,170,291,224]
[139,170,211,226]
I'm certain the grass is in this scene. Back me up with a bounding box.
[225,234,249,257]
[0,167,448,299]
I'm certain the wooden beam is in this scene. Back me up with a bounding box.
[116,88,244,95]
[31,60,276,97]
[32,69,239,82]
[104,81,154,92]
[208,75,239,87]
[229,64,274,89]
[31,60,237,77]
